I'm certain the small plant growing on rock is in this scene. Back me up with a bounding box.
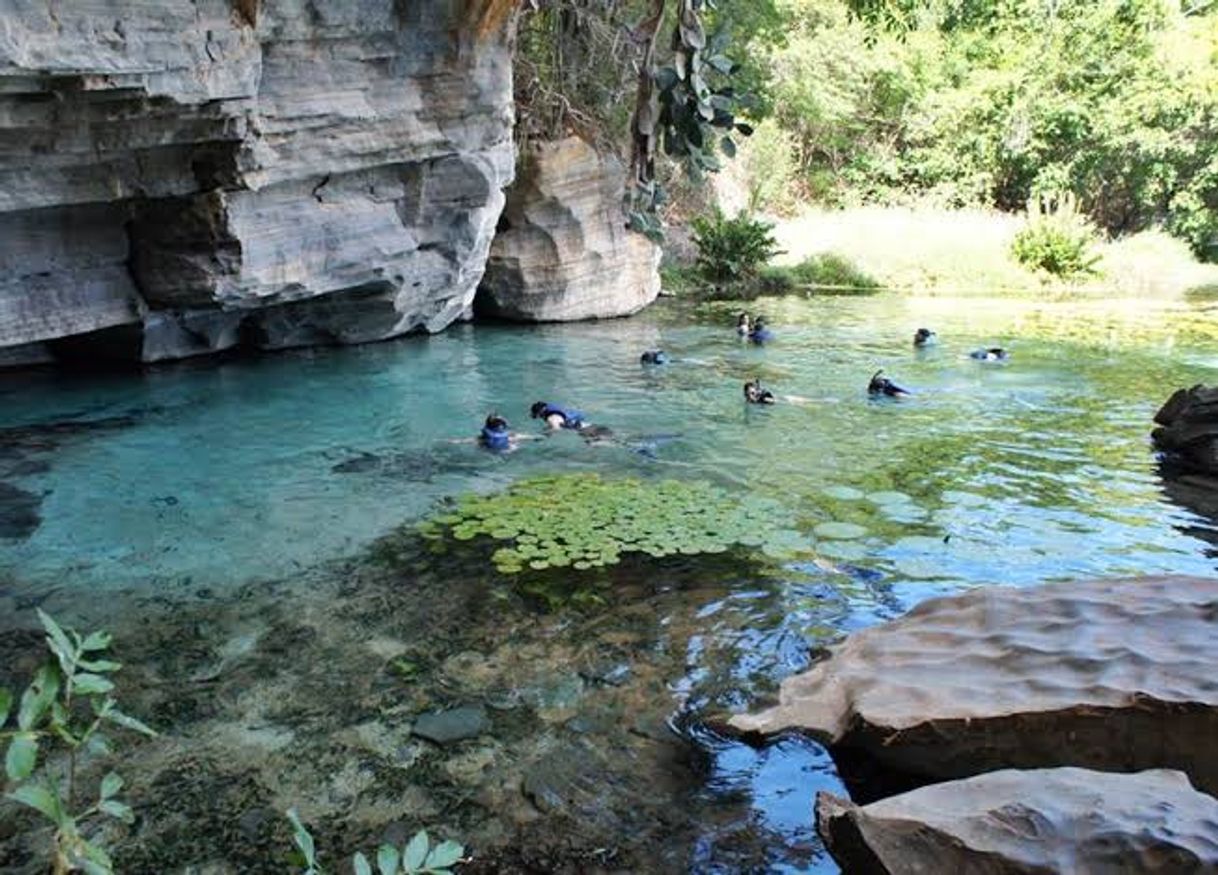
[287,809,465,874]
[1,609,157,874]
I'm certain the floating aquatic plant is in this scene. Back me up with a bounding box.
[416,473,811,574]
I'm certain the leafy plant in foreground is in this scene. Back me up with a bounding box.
[1,610,157,874]
[288,809,464,875]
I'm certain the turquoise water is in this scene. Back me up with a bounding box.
[2,294,1217,872]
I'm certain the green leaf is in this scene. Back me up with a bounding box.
[720,136,737,158]
[5,732,37,781]
[286,808,316,866]
[8,782,64,827]
[76,658,122,674]
[38,610,77,675]
[102,708,157,737]
[377,843,401,875]
[72,673,114,695]
[402,830,429,871]
[79,630,112,652]
[18,664,60,730]
[100,771,123,800]
[423,840,464,871]
[353,853,373,875]
[99,799,134,824]
[0,688,11,727]
[78,838,115,874]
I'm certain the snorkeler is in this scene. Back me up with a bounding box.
[743,379,776,405]
[969,347,1009,361]
[530,401,588,431]
[640,349,669,365]
[868,370,911,398]
[736,312,751,337]
[479,413,512,452]
[914,328,938,347]
[749,318,775,344]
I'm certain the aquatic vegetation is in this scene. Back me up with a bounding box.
[416,473,811,574]
[1,610,157,875]
[288,810,464,875]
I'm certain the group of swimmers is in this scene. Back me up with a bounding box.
[476,319,1011,448]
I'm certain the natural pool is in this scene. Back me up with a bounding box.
[1,293,1216,873]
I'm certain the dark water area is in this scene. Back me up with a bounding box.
[1,294,1216,872]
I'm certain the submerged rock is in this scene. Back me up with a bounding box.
[0,482,41,540]
[730,576,1218,796]
[412,705,489,745]
[0,1,516,367]
[477,136,661,322]
[817,767,1218,874]
[1155,385,1218,475]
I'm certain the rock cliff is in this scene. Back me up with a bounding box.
[0,0,518,366]
[476,136,661,322]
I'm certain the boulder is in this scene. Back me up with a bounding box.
[817,768,1218,874]
[729,576,1218,796]
[477,136,661,322]
[0,0,518,367]
[1155,385,1218,475]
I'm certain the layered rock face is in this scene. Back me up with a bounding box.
[817,768,1218,874]
[476,136,661,322]
[0,0,517,366]
[730,576,1218,796]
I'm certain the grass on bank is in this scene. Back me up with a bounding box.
[663,205,1218,300]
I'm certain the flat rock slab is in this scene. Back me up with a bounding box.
[412,706,489,745]
[730,576,1218,794]
[817,768,1218,874]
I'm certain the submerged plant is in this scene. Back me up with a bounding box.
[1,610,157,875]
[415,473,811,574]
[287,809,464,875]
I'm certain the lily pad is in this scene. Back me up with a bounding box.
[814,521,869,540]
[823,485,866,501]
[866,490,914,507]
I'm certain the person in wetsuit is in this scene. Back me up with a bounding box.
[749,318,775,344]
[640,349,669,365]
[868,370,911,398]
[743,379,776,405]
[914,328,938,347]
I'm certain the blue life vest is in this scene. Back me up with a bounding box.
[750,328,775,344]
[480,425,511,451]
[541,404,585,429]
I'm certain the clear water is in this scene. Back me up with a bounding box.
[2,294,1216,872]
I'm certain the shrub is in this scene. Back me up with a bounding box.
[758,254,882,295]
[691,209,783,283]
[1010,193,1101,278]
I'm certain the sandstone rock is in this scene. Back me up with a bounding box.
[817,768,1218,874]
[729,576,1218,795]
[1155,385,1218,475]
[477,136,661,322]
[0,0,517,366]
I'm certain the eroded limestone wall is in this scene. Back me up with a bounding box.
[0,0,516,365]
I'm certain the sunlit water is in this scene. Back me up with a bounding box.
[2,294,1217,873]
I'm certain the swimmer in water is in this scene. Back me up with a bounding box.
[749,317,775,344]
[640,349,669,365]
[743,379,776,405]
[478,413,513,452]
[969,347,1009,361]
[736,312,751,337]
[530,401,586,431]
[868,370,911,398]
[914,328,938,347]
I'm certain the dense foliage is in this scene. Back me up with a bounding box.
[691,209,783,281]
[749,0,1218,261]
